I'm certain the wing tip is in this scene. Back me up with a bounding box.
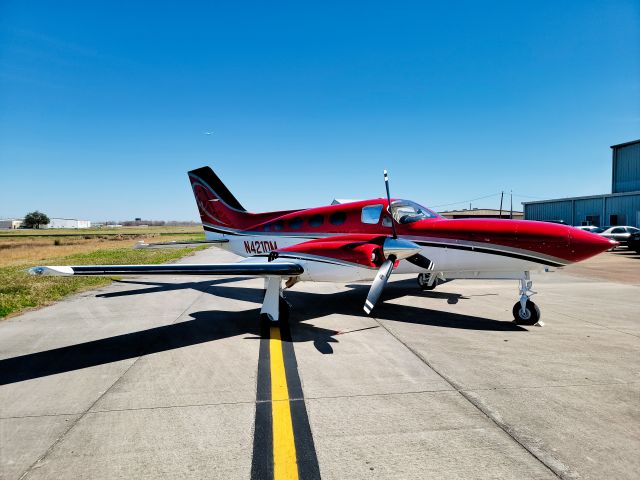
[28,266,74,276]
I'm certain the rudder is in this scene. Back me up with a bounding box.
[188,167,247,231]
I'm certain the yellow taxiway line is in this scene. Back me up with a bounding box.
[269,325,299,480]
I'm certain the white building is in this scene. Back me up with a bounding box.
[0,219,23,229]
[46,218,92,229]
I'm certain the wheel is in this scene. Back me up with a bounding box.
[417,273,438,291]
[259,297,291,323]
[512,300,540,326]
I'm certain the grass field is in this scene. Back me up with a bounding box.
[0,226,207,319]
[0,225,201,237]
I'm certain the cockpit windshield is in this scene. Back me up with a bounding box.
[390,200,439,224]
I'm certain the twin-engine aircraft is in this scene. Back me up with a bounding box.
[30,167,614,325]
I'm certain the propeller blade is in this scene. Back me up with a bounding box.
[383,170,398,239]
[364,256,395,314]
[405,253,433,270]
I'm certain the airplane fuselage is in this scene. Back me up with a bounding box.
[197,197,612,283]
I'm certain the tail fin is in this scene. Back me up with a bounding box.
[188,167,248,231]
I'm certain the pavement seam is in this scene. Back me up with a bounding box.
[372,316,577,480]
[551,309,640,338]
[0,413,82,420]
[462,380,640,392]
[17,274,214,480]
[8,380,638,420]
[17,354,141,480]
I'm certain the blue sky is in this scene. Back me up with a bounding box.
[1,1,638,221]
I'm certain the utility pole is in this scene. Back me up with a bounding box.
[499,191,504,218]
[510,190,513,219]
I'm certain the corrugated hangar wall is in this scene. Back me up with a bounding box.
[524,193,640,226]
[574,197,602,221]
[613,142,640,193]
[525,201,572,224]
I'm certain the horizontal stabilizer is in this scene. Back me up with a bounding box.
[134,239,229,249]
[28,262,303,277]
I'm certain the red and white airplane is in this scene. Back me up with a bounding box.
[30,167,615,325]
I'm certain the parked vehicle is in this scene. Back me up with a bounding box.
[575,226,604,233]
[598,226,640,247]
[627,232,640,254]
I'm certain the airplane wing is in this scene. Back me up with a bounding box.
[28,258,304,323]
[28,262,303,277]
[27,234,428,320]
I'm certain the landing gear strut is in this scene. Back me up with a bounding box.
[512,272,541,326]
[417,272,439,290]
[260,276,290,322]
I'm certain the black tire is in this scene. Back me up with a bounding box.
[260,297,291,323]
[512,300,541,326]
[417,273,438,291]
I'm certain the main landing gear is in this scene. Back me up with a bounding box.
[260,276,290,323]
[513,272,541,326]
[417,272,439,291]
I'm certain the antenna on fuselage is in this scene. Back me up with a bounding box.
[384,170,398,239]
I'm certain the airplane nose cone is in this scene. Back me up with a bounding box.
[569,228,616,261]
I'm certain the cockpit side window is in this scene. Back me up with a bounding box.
[390,200,439,224]
[361,204,383,224]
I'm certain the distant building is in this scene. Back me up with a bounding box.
[523,140,640,227]
[0,219,23,229]
[438,208,524,220]
[45,218,92,229]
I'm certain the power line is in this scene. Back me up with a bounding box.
[431,192,501,208]
[511,192,544,200]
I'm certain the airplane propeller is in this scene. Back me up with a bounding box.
[362,170,431,314]
[383,169,434,272]
[383,169,398,239]
[364,255,396,314]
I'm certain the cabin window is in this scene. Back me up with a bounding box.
[309,214,324,227]
[288,217,303,230]
[361,205,383,224]
[273,220,284,231]
[382,216,392,228]
[329,211,347,225]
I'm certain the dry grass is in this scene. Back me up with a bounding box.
[0,234,203,267]
[0,229,207,319]
[0,226,201,236]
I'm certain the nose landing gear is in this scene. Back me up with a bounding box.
[417,272,439,291]
[513,272,541,326]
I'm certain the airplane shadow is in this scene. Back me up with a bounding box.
[0,278,525,385]
[97,277,247,298]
